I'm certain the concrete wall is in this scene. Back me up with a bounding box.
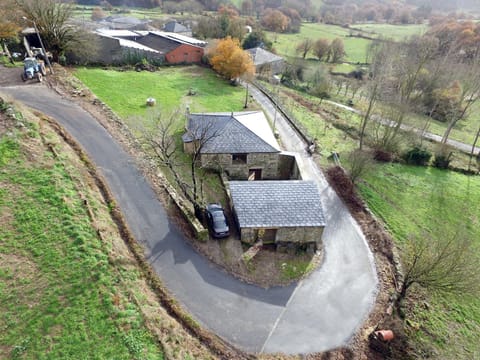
[200,152,280,180]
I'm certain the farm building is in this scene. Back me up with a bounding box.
[246,47,285,76]
[136,31,206,64]
[162,21,192,36]
[91,30,163,64]
[228,180,325,251]
[182,111,299,180]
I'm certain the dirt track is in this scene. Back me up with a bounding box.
[0,65,26,87]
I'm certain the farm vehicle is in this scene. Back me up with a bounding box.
[21,57,47,82]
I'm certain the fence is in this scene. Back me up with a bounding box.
[253,81,311,145]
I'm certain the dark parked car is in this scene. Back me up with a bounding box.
[206,203,230,238]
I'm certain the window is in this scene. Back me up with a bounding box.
[232,153,247,164]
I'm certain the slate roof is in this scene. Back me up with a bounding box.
[182,111,280,154]
[247,47,284,66]
[163,21,190,33]
[229,181,326,228]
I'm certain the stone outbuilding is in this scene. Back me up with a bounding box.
[228,180,325,251]
[246,47,285,77]
[182,111,299,180]
[162,21,192,36]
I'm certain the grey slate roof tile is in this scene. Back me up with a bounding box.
[183,112,279,154]
[247,47,284,66]
[163,21,189,33]
[229,181,326,228]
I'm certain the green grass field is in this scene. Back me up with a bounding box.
[359,164,480,358]
[74,66,248,118]
[352,23,428,40]
[74,65,248,204]
[72,6,165,20]
[0,115,163,359]
[267,23,371,64]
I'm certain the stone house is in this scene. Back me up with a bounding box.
[246,47,285,77]
[228,180,325,251]
[162,21,192,36]
[182,111,299,180]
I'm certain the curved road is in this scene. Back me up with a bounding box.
[1,81,377,355]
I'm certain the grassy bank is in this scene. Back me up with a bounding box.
[0,108,164,359]
[74,66,248,118]
[359,164,480,358]
[265,80,480,357]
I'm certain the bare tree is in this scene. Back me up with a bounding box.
[346,150,375,184]
[468,125,480,172]
[366,36,438,153]
[440,62,480,146]
[134,109,220,217]
[295,38,313,59]
[329,38,346,63]
[313,38,330,61]
[359,40,391,150]
[16,0,97,62]
[397,229,480,311]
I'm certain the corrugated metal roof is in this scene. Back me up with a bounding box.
[117,38,161,53]
[96,29,141,38]
[149,31,206,47]
[95,31,161,53]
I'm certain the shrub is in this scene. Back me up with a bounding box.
[347,150,375,184]
[373,149,393,162]
[403,146,432,166]
[326,166,364,212]
[433,151,452,169]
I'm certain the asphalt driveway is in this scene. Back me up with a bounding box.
[1,79,377,355]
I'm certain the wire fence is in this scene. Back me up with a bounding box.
[253,81,311,145]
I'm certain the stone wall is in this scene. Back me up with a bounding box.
[278,153,301,180]
[239,226,323,248]
[201,152,280,180]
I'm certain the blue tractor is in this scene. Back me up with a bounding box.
[21,57,47,82]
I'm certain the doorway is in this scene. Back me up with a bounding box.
[248,168,262,180]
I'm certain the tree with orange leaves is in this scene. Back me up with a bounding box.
[261,8,289,33]
[208,36,255,82]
